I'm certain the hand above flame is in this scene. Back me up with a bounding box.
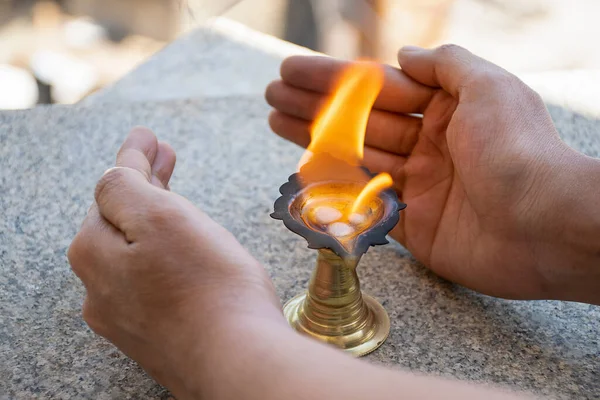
[266,45,600,305]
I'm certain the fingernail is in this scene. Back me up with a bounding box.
[400,45,423,53]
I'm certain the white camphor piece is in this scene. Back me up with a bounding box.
[328,222,354,237]
[314,206,343,225]
[348,213,366,225]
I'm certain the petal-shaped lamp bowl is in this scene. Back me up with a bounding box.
[271,159,406,258]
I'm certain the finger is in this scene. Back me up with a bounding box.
[268,110,310,147]
[366,113,421,157]
[279,55,434,114]
[150,141,177,189]
[116,126,159,182]
[94,166,161,241]
[362,147,406,193]
[268,109,421,156]
[265,80,324,121]
[68,204,127,282]
[397,44,514,100]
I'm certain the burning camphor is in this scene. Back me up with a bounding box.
[298,61,393,241]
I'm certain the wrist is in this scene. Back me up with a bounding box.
[164,295,287,399]
[537,148,600,304]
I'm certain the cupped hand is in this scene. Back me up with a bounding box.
[266,45,600,303]
[68,127,282,396]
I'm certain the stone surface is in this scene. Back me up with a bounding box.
[80,18,600,121]
[1,97,599,399]
[81,18,316,106]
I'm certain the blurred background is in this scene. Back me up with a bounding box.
[1,0,599,110]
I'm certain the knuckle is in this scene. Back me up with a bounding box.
[94,167,128,207]
[468,68,509,88]
[462,66,518,97]
[82,300,105,335]
[125,191,181,233]
[68,233,90,278]
[518,81,545,106]
[122,193,177,238]
[145,201,182,229]
[436,43,466,59]
[268,110,282,132]
[67,234,82,264]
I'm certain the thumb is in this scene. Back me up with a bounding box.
[397,44,511,100]
[94,128,165,239]
[116,126,159,182]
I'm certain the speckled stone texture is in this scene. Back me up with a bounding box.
[81,19,315,107]
[0,97,599,399]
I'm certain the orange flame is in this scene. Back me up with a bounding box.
[351,172,393,214]
[299,61,393,218]
[300,61,384,167]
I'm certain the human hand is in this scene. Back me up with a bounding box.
[68,127,282,397]
[266,46,600,303]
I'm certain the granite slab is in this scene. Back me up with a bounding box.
[80,19,600,121]
[0,97,599,399]
[81,18,316,107]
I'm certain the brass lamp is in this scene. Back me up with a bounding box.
[271,155,406,356]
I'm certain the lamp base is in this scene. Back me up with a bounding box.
[283,292,390,357]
